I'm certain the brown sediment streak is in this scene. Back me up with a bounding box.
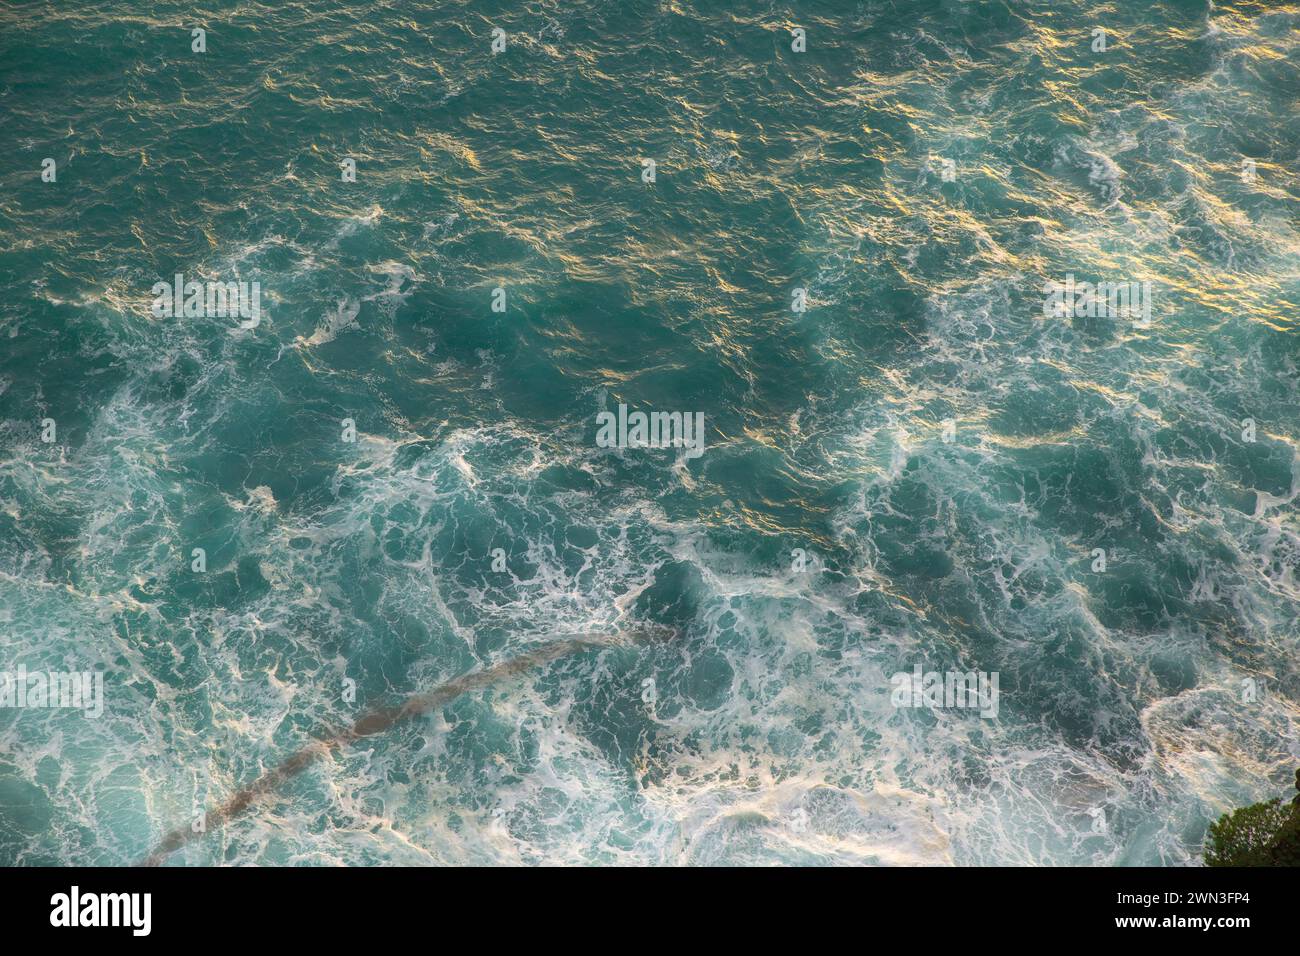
[141,631,663,866]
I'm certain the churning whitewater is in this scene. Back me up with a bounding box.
[0,0,1297,866]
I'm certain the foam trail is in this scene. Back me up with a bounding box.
[141,630,672,866]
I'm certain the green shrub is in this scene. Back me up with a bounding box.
[1205,769,1300,867]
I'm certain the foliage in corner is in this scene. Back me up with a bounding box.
[1205,770,1300,867]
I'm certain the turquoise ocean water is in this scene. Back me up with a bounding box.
[0,0,1298,865]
